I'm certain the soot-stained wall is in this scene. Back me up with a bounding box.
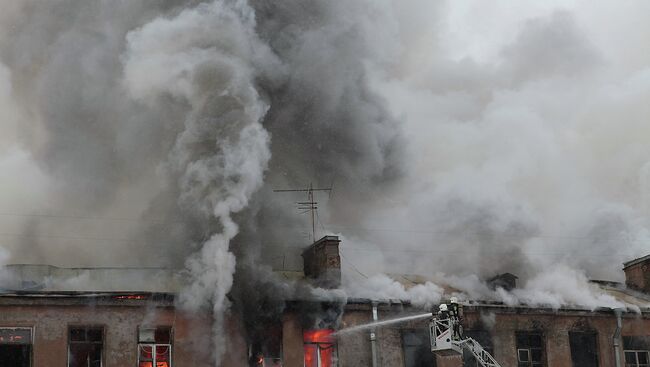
[0,296,225,367]
[281,303,650,367]
[462,307,650,367]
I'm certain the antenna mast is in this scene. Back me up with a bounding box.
[273,183,332,242]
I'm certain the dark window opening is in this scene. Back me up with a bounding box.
[463,330,493,367]
[625,351,650,367]
[516,331,544,367]
[0,345,31,367]
[0,328,32,367]
[138,327,172,367]
[68,327,103,367]
[249,324,283,367]
[304,329,337,367]
[569,331,598,367]
[402,329,435,367]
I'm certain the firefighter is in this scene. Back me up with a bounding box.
[437,302,450,330]
[448,297,463,340]
[438,303,449,318]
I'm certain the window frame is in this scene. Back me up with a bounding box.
[137,326,173,367]
[624,349,650,367]
[67,326,104,367]
[515,331,545,367]
[518,349,530,363]
[568,330,599,367]
[0,327,34,345]
[0,326,34,367]
[401,328,435,367]
[137,343,172,367]
[303,329,337,367]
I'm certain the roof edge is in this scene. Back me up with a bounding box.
[623,254,650,269]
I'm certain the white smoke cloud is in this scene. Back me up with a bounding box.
[339,2,650,290]
[505,265,624,310]
[345,274,444,309]
[343,268,644,313]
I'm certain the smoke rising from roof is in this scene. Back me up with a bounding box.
[0,0,649,360]
[336,2,650,284]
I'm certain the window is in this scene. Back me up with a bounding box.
[402,329,435,367]
[303,330,337,367]
[464,330,493,367]
[138,327,172,367]
[0,327,32,367]
[249,323,283,366]
[516,332,544,367]
[625,351,649,367]
[68,327,103,367]
[569,331,598,367]
[624,336,650,367]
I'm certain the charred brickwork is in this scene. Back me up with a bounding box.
[276,301,650,367]
[301,236,341,289]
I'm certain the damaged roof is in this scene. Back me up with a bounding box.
[0,264,183,293]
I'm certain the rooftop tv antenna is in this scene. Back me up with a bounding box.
[273,182,332,242]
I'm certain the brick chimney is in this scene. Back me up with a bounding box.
[302,235,341,288]
[623,254,650,293]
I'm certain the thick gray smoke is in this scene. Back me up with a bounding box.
[122,1,275,363]
[335,2,650,284]
[0,0,649,362]
[0,0,403,364]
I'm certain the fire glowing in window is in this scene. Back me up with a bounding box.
[303,330,336,367]
[113,294,148,300]
[138,345,171,367]
[138,327,172,367]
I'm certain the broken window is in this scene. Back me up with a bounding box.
[402,329,435,367]
[463,330,493,367]
[138,327,172,367]
[303,329,337,367]
[516,331,544,367]
[68,327,103,367]
[569,331,598,367]
[624,336,650,367]
[249,323,283,367]
[0,327,32,367]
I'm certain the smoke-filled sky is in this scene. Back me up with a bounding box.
[0,0,649,289]
[338,0,650,283]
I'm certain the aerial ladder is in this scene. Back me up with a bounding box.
[429,299,502,367]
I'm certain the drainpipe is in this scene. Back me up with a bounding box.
[613,308,623,367]
[371,301,379,367]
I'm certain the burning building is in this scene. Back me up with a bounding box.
[275,236,650,367]
[3,235,650,367]
[0,266,222,367]
[0,1,648,367]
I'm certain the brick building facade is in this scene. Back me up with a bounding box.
[1,236,650,367]
[278,237,650,367]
